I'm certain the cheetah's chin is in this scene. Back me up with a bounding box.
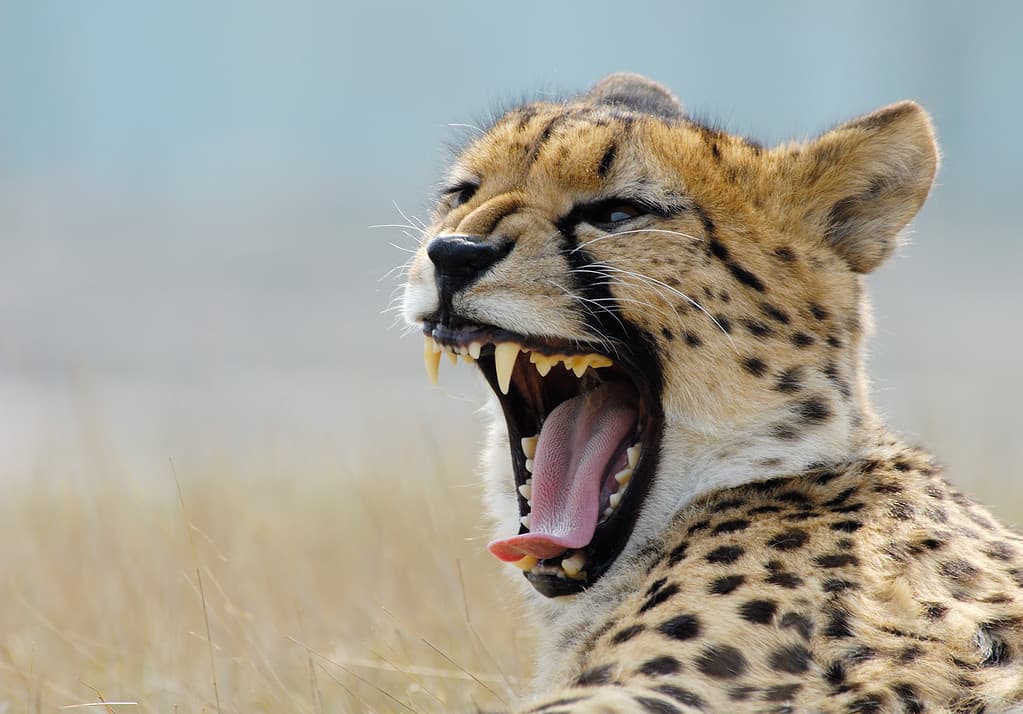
[423,320,663,598]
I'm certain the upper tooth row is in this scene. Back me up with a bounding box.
[423,336,613,393]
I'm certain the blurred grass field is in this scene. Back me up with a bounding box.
[0,418,532,713]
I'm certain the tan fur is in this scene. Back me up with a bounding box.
[402,74,1022,712]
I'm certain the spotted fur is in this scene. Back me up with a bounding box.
[401,74,1023,712]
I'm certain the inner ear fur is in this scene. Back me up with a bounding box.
[786,101,939,273]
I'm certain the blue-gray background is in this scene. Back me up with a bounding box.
[1,2,1020,504]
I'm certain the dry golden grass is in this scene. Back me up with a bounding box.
[0,428,531,713]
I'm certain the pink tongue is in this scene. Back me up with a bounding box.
[489,383,637,563]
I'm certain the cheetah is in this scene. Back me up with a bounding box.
[400,73,1023,712]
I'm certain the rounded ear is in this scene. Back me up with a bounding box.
[784,102,939,273]
[582,73,684,120]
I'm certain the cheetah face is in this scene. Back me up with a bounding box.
[401,74,937,598]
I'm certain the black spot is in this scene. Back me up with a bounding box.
[695,644,748,679]
[899,644,923,662]
[705,545,744,564]
[742,357,768,377]
[782,510,816,521]
[985,541,1016,561]
[831,502,865,514]
[978,625,1010,667]
[768,528,809,551]
[739,599,778,624]
[790,332,815,348]
[815,553,859,568]
[822,579,857,593]
[764,683,802,702]
[728,685,758,701]
[777,490,811,505]
[940,559,979,582]
[825,609,853,638]
[765,564,804,589]
[889,501,914,520]
[892,683,923,714]
[661,327,674,341]
[653,685,705,710]
[713,518,750,535]
[639,582,681,614]
[708,238,730,261]
[611,624,646,644]
[633,696,681,714]
[831,520,863,533]
[597,141,617,178]
[810,303,829,321]
[824,488,857,507]
[847,694,885,713]
[796,397,832,424]
[824,660,846,687]
[709,574,746,595]
[574,663,614,686]
[658,614,700,641]
[683,331,702,347]
[646,577,667,597]
[638,656,682,677]
[711,142,722,161]
[748,505,782,515]
[687,519,710,535]
[769,644,812,674]
[667,542,688,566]
[779,612,814,641]
[773,247,796,263]
[760,303,791,324]
[845,646,876,664]
[711,498,746,513]
[774,367,803,393]
[741,318,774,338]
[826,334,843,349]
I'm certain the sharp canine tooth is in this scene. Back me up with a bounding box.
[571,358,588,378]
[424,336,441,385]
[520,514,531,529]
[468,341,482,359]
[494,343,520,395]
[518,483,532,500]
[511,555,538,571]
[609,492,623,508]
[521,436,537,459]
[627,445,641,469]
[561,552,586,578]
[614,468,633,486]
[524,458,534,473]
[589,354,613,369]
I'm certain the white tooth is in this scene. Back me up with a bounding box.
[627,444,642,469]
[494,342,520,395]
[446,350,458,365]
[468,341,483,359]
[432,339,443,353]
[609,492,623,509]
[524,458,534,473]
[571,358,588,378]
[518,483,532,500]
[614,468,633,486]
[511,555,538,571]
[525,477,532,486]
[603,506,614,518]
[561,552,586,577]
[521,436,537,459]
[460,353,475,363]
[424,336,441,385]
[520,514,531,529]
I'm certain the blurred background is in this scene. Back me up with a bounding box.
[2,1,1022,709]
[3,0,1020,499]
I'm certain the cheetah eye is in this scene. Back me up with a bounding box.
[578,200,646,229]
[444,182,479,209]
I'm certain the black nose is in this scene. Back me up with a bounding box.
[427,235,511,279]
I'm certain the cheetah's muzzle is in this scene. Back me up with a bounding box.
[423,320,663,598]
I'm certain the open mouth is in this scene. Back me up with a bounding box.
[423,321,663,598]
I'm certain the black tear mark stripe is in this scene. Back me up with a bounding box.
[597,140,618,178]
[528,115,563,164]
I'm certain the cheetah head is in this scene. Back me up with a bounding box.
[401,74,937,599]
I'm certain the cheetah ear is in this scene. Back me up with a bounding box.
[787,102,939,273]
[583,73,684,120]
